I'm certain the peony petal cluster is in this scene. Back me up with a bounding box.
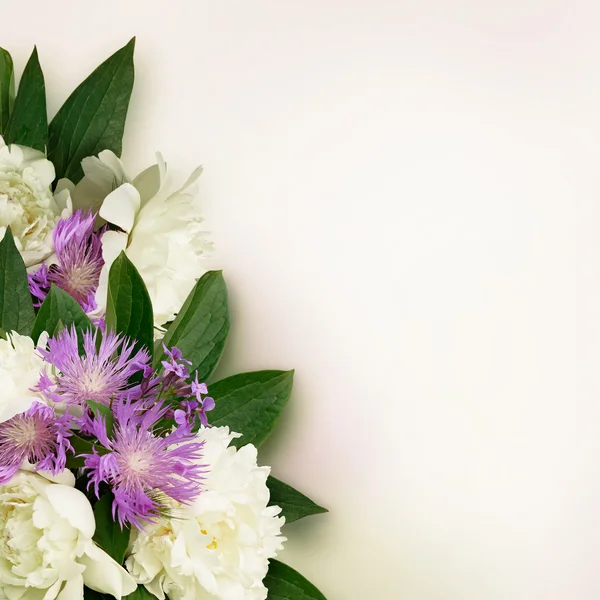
[0,470,136,600]
[69,150,212,328]
[0,137,72,268]
[126,426,286,600]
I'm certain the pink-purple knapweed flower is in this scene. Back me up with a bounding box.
[37,327,150,407]
[0,402,73,484]
[83,397,206,528]
[29,210,104,313]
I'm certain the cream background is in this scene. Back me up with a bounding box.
[5,1,600,598]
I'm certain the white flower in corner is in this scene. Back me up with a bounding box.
[126,426,286,600]
[0,137,72,268]
[70,150,212,329]
[0,332,46,423]
[0,470,137,600]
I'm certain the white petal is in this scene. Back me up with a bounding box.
[133,164,161,206]
[94,229,129,315]
[55,178,75,196]
[99,183,140,233]
[27,158,56,189]
[100,230,129,266]
[81,545,137,599]
[55,575,83,600]
[98,150,128,183]
[81,151,126,192]
[44,485,95,538]
[178,166,203,194]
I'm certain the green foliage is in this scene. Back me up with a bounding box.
[209,370,294,449]
[0,228,35,336]
[3,47,46,151]
[106,252,154,360]
[48,38,135,182]
[265,560,327,600]
[155,271,229,381]
[267,477,327,523]
[92,494,130,564]
[0,47,15,132]
[32,285,92,343]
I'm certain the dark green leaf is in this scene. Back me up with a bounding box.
[0,47,15,132]
[265,560,327,600]
[106,252,153,359]
[93,494,130,564]
[0,228,35,336]
[48,38,135,182]
[32,285,92,343]
[83,588,109,600]
[66,433,108,469]
[267,477,327,523]
[155,271,229,381]
[3,47,46,151]
[86,400,115,436]
[123,587,158,600]
[209,371,294,449]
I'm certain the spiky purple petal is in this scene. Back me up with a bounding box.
[28,210,104,313]
[0,402,73,483]
[38,327,151,407]
[82,397,206,528]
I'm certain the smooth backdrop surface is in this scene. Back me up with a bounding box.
[6,1,600,598]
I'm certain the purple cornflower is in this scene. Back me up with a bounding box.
[83,397,206,528]
[38,327,151,407]
[0,402,73,484]
[29,210,104,312]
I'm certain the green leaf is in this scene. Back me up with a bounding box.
[48,38,135,183]
[123,587,158,600]
[93,494,130,564]
[155,271,229,381]
[66,433,108,469]
[106,252,153,358]
[209,371,294,449]
[0,47,15,132]
[0,228,35,336]
[267,477,327,523]
[86,399,115,436]
[32,285,92,343]
[3,47,46,151]
[83,588,109,600]
[265,560,327,600]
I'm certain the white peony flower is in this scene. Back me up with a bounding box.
[125,427,286,600]
[0,332,46,423]
[69,150,212,328]
[0,137,72,268]
[0,470,137,600]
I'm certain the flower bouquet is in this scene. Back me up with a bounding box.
[0,39,327,600]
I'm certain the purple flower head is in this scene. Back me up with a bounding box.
[0,402,73,484]
[29,210,104,313]
[82,397,206,528]
[162,344,192,378]
[192,373,215,427]
[38,327,151,407]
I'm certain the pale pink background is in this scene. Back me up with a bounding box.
[6,1,600,598]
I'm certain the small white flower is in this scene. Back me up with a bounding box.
[126,426,286,600]
[0,470,137,600]
[0,137,72,268]
[70,150,212,328]
[0,332,46,423]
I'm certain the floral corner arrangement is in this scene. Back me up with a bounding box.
[0,39,328,600]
